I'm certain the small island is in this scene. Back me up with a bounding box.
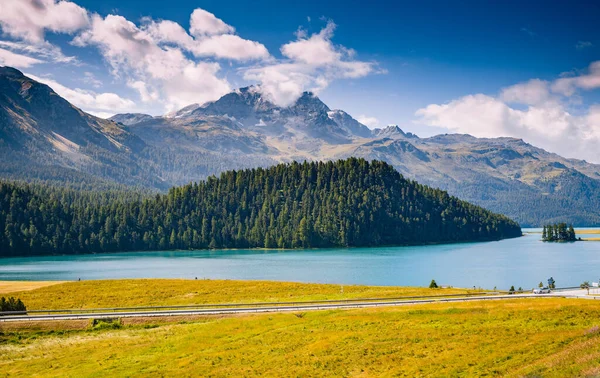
[542,223,578,242]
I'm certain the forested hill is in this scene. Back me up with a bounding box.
[0,159,521,257]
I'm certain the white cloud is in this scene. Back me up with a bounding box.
[0,47,44,68]
[27,73,136,115]
[415,59,600,163]
[0,1,378,114]
[244,21,380,107]
[143,19,268,61]
[86,111,115,119]
[0,40,77,64]
[281,22,339,65]
[415,94,600,163]
[552,61,600,96]
[73,13,233,111]
[500,79,551,106]
[0,0,89,43]
[357,115,379,128]
[72,10,271,111]
[82,72,102,88]
[188,34,269,61]
[127,80,159,103]
[189,9,235,37]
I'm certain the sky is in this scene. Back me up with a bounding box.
[1,0,600,162]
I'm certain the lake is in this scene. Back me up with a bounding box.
[0,229,599,290]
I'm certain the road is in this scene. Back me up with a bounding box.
[0,290,594,322]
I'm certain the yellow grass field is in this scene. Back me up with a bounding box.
[3,280,600,376]
[2,298,600,376]
[1,279,480,310]
[526,229,600,235]
[0,281,63,295]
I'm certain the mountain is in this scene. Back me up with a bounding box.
[1,67,599,226]
[0,159,521,257]
[0,67,164,189]
[340,135,600,226]
[109,113,154,126]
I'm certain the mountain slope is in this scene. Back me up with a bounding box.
[340,134,600,226]
[109,113,154,126]
[0,67,164,189]
[1,67,599,226]
[0,159,521,257]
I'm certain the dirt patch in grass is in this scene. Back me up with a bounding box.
[0,319,88,332]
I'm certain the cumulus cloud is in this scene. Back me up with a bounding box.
[72,14,236,111]
[357,115,379,128]
[0,40,77,64]
[281,21,339,65]
[415,74,600,162]
[244,21,380,107]
[552,61,600,96]
[0,47,44,68]
[0,0,379,113]
[0,0,89,43]
[27,73,136,115]
[500,79,552,106]
[143,18,269,61]
[71,9,272,111]
[189,9,235,37]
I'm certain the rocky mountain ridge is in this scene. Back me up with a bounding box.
[1,67,598,226]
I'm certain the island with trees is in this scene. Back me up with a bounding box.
[0,158,522,257]
[542,223,578,242]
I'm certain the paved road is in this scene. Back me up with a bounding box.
[1,291,592,322]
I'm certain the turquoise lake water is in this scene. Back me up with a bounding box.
[1,229,599,289]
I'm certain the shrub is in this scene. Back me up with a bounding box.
[90,318,122,330]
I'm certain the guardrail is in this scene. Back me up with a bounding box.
[0,291,502,317]
[0,293,564,322]
[1,287,586,321]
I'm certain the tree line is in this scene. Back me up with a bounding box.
[0,297,26,313]
[0,158,522,257]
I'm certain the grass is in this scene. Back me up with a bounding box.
[3,298,600,376]
[2,279,480,310]
[0,281,63,295]
[580,229,600,234]
[526,229,600,235]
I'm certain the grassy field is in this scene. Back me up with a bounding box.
[2,298,600,376]
[1,279,480,310]
[0,281,63,295]
[526,229,600,234]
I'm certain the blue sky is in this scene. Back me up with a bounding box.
[1,0,600,161]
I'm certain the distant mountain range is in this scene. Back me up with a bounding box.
[1,66,599,226]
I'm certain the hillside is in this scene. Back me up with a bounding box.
[1,67,599,226]
[0,67,168,189]
[0,158,521,257]
[115,87,599,227]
